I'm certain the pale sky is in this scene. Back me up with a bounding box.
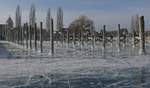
[0,0,150,31]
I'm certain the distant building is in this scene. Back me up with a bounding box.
[6,16,14,30]
[0,24,6,39]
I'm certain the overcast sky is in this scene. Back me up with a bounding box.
[0,0,150,31]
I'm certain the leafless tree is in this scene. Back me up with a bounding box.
[69,15,95,34]
[15,5,21,28]
[46,8,51,31]
[29,4,36,27]
[46,8,51,41]
[15,5,22,42]
[130,14,140,34]
[57,7,63,32]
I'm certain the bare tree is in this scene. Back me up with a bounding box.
[130,16,134,33]
[130,14,140,34]
[15,5,22,43]
[15,5,21,28]
[69,15,95,34]
[57,7,63,32]
[135,14,139,34]
[46,8,51,41]
[29,4,36,27]
[46,8,51,31]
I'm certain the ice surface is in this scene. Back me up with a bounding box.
[0,40,150,88]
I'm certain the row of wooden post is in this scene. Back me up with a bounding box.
[2,16,146,55]
[18,19,55,55]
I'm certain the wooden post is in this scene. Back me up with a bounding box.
[67,31,69,47]
[133,29,136,48]
[25,23,28,49]
[20,26,23,45]
[22,25,25,47]
[29,25,32,49]
[92,32,95,48]
[50,19,54,55]
[40,22,43,53]
[80,28,83,48]
[73,33,76,47]
[34,23,37,51]
[102,25,106,50]
[139,16,145,54]
[117,24,121,52]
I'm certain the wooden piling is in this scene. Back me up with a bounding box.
[139,16,145,54]
[103,25,106,50]
[25,23,28,49]
[50,19,54,55]
[34,23,37,51]
[40,22,43,53]
[117,24,121,52]
[67,30,69,47]
[73,33,76,47]
[29,25,32,49]
[133,29,136,48]
[80,28,83,48]
[92,32,95,48]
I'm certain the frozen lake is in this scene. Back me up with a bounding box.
[0,40,150,88]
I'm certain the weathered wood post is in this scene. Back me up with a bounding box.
[25,23,28,49]
[67,30,69,47]
[102,25,106,50]
[40,22,43,53]
[80,28,84,48]
[139,16,145,54]
[117,24,121,52]
[34,23,37,51]
[92,32,95,48]
[73,33,76,47]
[5,24,7,41]
[50,19,54,55]
[133,29,136,48]
[22,27,24,46]
[29,25,32,49]
[20,26,23,45]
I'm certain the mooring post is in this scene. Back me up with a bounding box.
[117,24,121,52]
[50,19,54,55]
[40,22,43,53]
[29,25,32,50]
[34,23,37,51]
[139,16,145,55]
[102,25,106,50]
